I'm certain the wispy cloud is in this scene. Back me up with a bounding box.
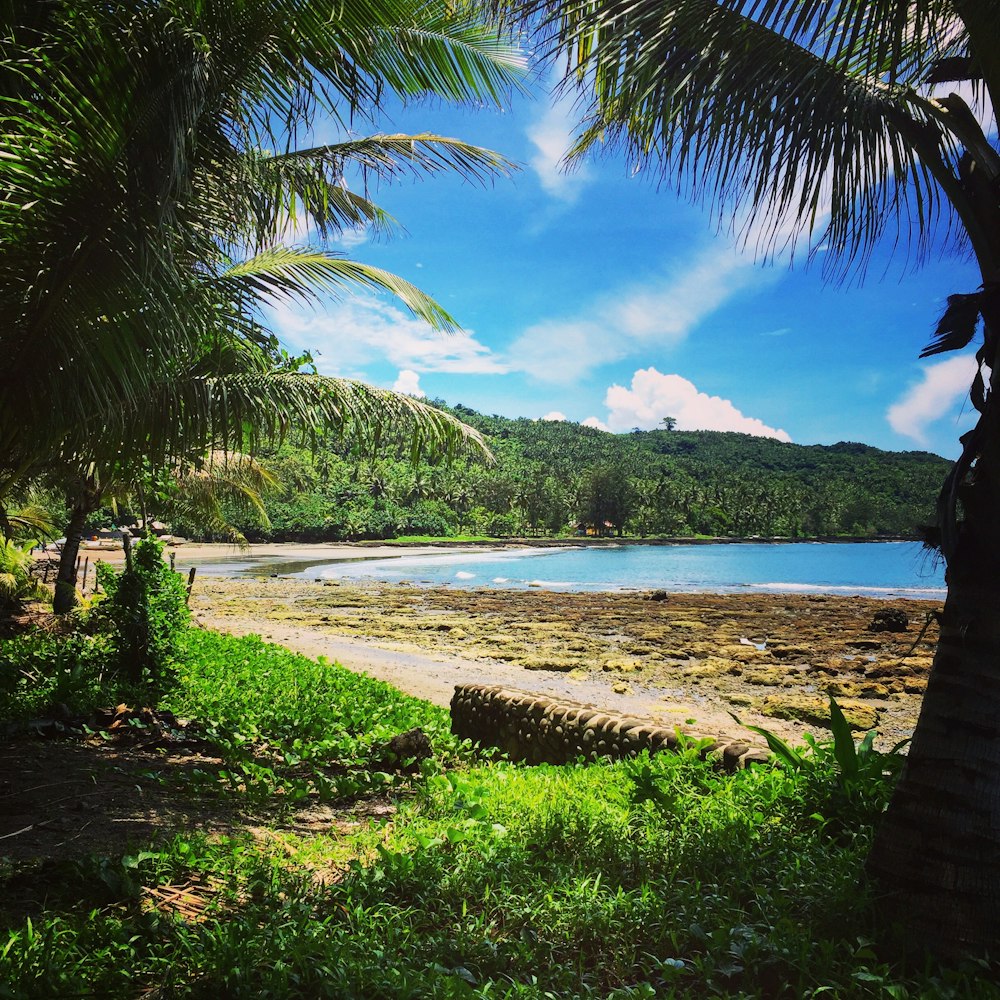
[269,296,507,377]
[886,355,978,444]
[508,243,780,383]
[599,367,791,440]
[335,227,370,251]
[526,91,591,203]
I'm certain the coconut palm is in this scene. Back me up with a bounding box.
[521,0,1000,955]
[1,0,523,605]
[0,0,523,483]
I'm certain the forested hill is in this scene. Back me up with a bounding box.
[451,404,946,484]
[205,403,951,542]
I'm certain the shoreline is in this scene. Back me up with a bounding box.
[67,539,941,599]
[66,533,924,563]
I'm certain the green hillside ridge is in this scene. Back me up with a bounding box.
[169,402,950,543]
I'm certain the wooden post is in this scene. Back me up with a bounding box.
[81,557,89,594]
[186,566,197,604]
[169,551,176,571]
[123,532,133,573]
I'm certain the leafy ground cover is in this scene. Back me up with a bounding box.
[0,560,996,996]
[0,646,994,997]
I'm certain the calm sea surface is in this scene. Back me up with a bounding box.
[269,542,945,600]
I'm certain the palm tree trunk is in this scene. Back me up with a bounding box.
[53,478,102,614]
[867,575,1000,955]
[867,290,1000,956]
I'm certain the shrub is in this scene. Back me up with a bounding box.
[92,536,189,693]
[0,536,47,608]
[0,631,115,720]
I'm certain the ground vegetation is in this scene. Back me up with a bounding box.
[1,570,993,997]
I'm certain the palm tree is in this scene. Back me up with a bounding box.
[0,0,523,485]
[1,1,522,605]
[522,0,1000,955]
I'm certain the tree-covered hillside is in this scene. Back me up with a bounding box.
[180,402,949,542]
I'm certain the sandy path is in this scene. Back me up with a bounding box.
[196,611,777,742]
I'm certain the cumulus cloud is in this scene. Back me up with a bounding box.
[526,92,591,202]
[600,367,792,441]
[886,355,979,444]
[392,369,425,397]
[269,296,507,377]
[582,416,610,432]
[540,411,567,421]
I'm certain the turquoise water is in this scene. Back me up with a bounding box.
[284,542,945,600]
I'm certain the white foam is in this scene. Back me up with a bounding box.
[749,581,945,598]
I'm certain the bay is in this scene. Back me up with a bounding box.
[281,541,945,600]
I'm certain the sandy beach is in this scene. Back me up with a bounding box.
[73,539,495,567]
[176,542,940,748]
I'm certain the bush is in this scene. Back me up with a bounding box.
[0,536,47,608]
[92,536,189,693]
[0,631,115,720]
[400,499,455,538]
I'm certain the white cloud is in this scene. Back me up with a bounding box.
[526,91,591,202]
[269,296,508,377]
[540,411,567,421]
[335,227,370,251]
[582,416,610,432]
[886,354,978,444]
[392,369,425,397]
[600,367,792,441]
[510,318,628,384]
[272,211,369,249]
[508,243,778,383]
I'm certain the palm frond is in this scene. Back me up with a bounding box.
[524,0,983,275]
[220,246,460,331]
[921,292,983,357]
[275,133,517,187]
[343,2,528,108]
[168,451,280,547]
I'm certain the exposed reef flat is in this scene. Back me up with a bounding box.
[192,576,938,749]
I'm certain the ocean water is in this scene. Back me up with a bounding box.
[281,541,945,600]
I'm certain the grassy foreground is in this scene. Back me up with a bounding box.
[1,626,996,998]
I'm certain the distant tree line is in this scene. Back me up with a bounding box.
[146,402,949,542]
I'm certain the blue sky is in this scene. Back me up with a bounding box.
[269,82,988,460]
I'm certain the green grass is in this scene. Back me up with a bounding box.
[1,627,997,998]
[160,629,461,802]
